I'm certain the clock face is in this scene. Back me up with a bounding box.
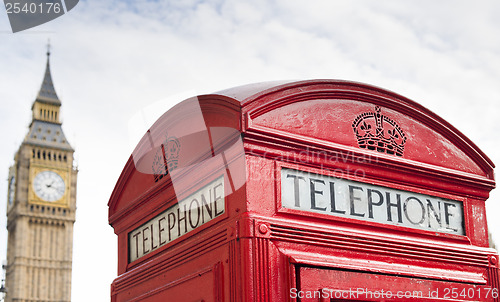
[8,176,15,205]
[33,171,65,202]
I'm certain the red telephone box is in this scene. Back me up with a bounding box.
[108,80,498,301]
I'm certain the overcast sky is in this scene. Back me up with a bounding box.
[1,1,500,301]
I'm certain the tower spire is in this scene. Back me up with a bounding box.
[26,44,72,149]
[36,42,60,105]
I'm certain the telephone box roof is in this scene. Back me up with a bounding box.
[109,79,495,219]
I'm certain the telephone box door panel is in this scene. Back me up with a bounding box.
[295,266,494,302]
[113,263,224,302]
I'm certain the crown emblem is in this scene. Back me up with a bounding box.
[352,106,406,156]
[152,133,181,182]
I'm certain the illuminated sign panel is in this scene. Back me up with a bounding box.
[129,176,224,262]
[281,168,464,235]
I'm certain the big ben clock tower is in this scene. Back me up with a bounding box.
[5,47,77,302]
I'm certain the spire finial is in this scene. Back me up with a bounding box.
[47,39,51,57]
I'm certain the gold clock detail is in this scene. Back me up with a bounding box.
[33,170,66,202]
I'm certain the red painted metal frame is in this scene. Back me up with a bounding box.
[109,80,497,302]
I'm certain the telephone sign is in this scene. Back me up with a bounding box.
[281,168,464,235]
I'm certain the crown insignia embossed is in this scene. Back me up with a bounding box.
[152,133,181,182]
[352,106,407,156]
